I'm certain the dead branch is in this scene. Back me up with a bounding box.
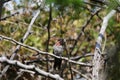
[0,56,63,80]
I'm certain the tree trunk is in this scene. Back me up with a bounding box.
[92,10,116,80]
[92,49,107,80]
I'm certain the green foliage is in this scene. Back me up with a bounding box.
[46,0,83,6]
[46,0,84,19]
[107,17,120,43]
[108,0,120,10]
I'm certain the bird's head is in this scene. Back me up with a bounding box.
[58,38,65,45]
[55,38,65,46]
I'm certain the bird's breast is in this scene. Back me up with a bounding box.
[53,45,64,56]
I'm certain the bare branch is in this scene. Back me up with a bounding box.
[0,35,92,67]
[0,56,63,80]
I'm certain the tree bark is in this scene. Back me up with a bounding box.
[92,10,116,80]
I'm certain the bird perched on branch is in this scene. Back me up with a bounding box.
[53,38,64,70]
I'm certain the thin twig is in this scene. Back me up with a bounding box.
[64,41,73,79]
[96,13,103,21]
[15,71,24,80]
[46,4,52,73]
[69,8,101,55]
[70,53,93,61]
[72,68,91,80]
[0,12,19,21]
